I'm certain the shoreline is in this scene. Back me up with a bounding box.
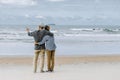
[1,55,120,65]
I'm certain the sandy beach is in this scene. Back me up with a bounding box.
[0,55,120,80]
[1,0,120,80]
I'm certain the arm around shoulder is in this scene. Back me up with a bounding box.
[38,36,49,45]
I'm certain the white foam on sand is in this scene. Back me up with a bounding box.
[0,63,120,80]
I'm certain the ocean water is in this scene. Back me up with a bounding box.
[0,25,120,56]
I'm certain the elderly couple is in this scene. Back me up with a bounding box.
[26,25,56,73]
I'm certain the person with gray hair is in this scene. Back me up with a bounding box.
[35,25,56,72]
[26,25,53,73]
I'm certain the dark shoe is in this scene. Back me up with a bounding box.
[40,70,45,73]
[50,70,54,72]
[46,70,51,72]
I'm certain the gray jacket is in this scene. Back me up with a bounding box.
[28,30,53,50]
[38,35,56,50]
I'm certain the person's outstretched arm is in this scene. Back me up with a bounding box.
[26,27,35,36]
[39,36,49,45]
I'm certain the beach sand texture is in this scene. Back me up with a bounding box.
[0,56,120,80]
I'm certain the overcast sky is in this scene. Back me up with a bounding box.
[0,0,120,25]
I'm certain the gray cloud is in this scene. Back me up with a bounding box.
[0,0,120,25]
[47,0,65,2]
[0,0,37,6]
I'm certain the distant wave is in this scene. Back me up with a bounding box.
[63,33,120,37]
[103,28,120,32]
[51,30,58,33]
[0,25,120,43]
[70,28,120,33]
[70,28,94,31]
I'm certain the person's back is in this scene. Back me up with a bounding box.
[26,25,53,73]
[38,29,53,42]
[36,25,56,72]
[27,27,53,50]
[38,35,56,50]
[28,30,45,50]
